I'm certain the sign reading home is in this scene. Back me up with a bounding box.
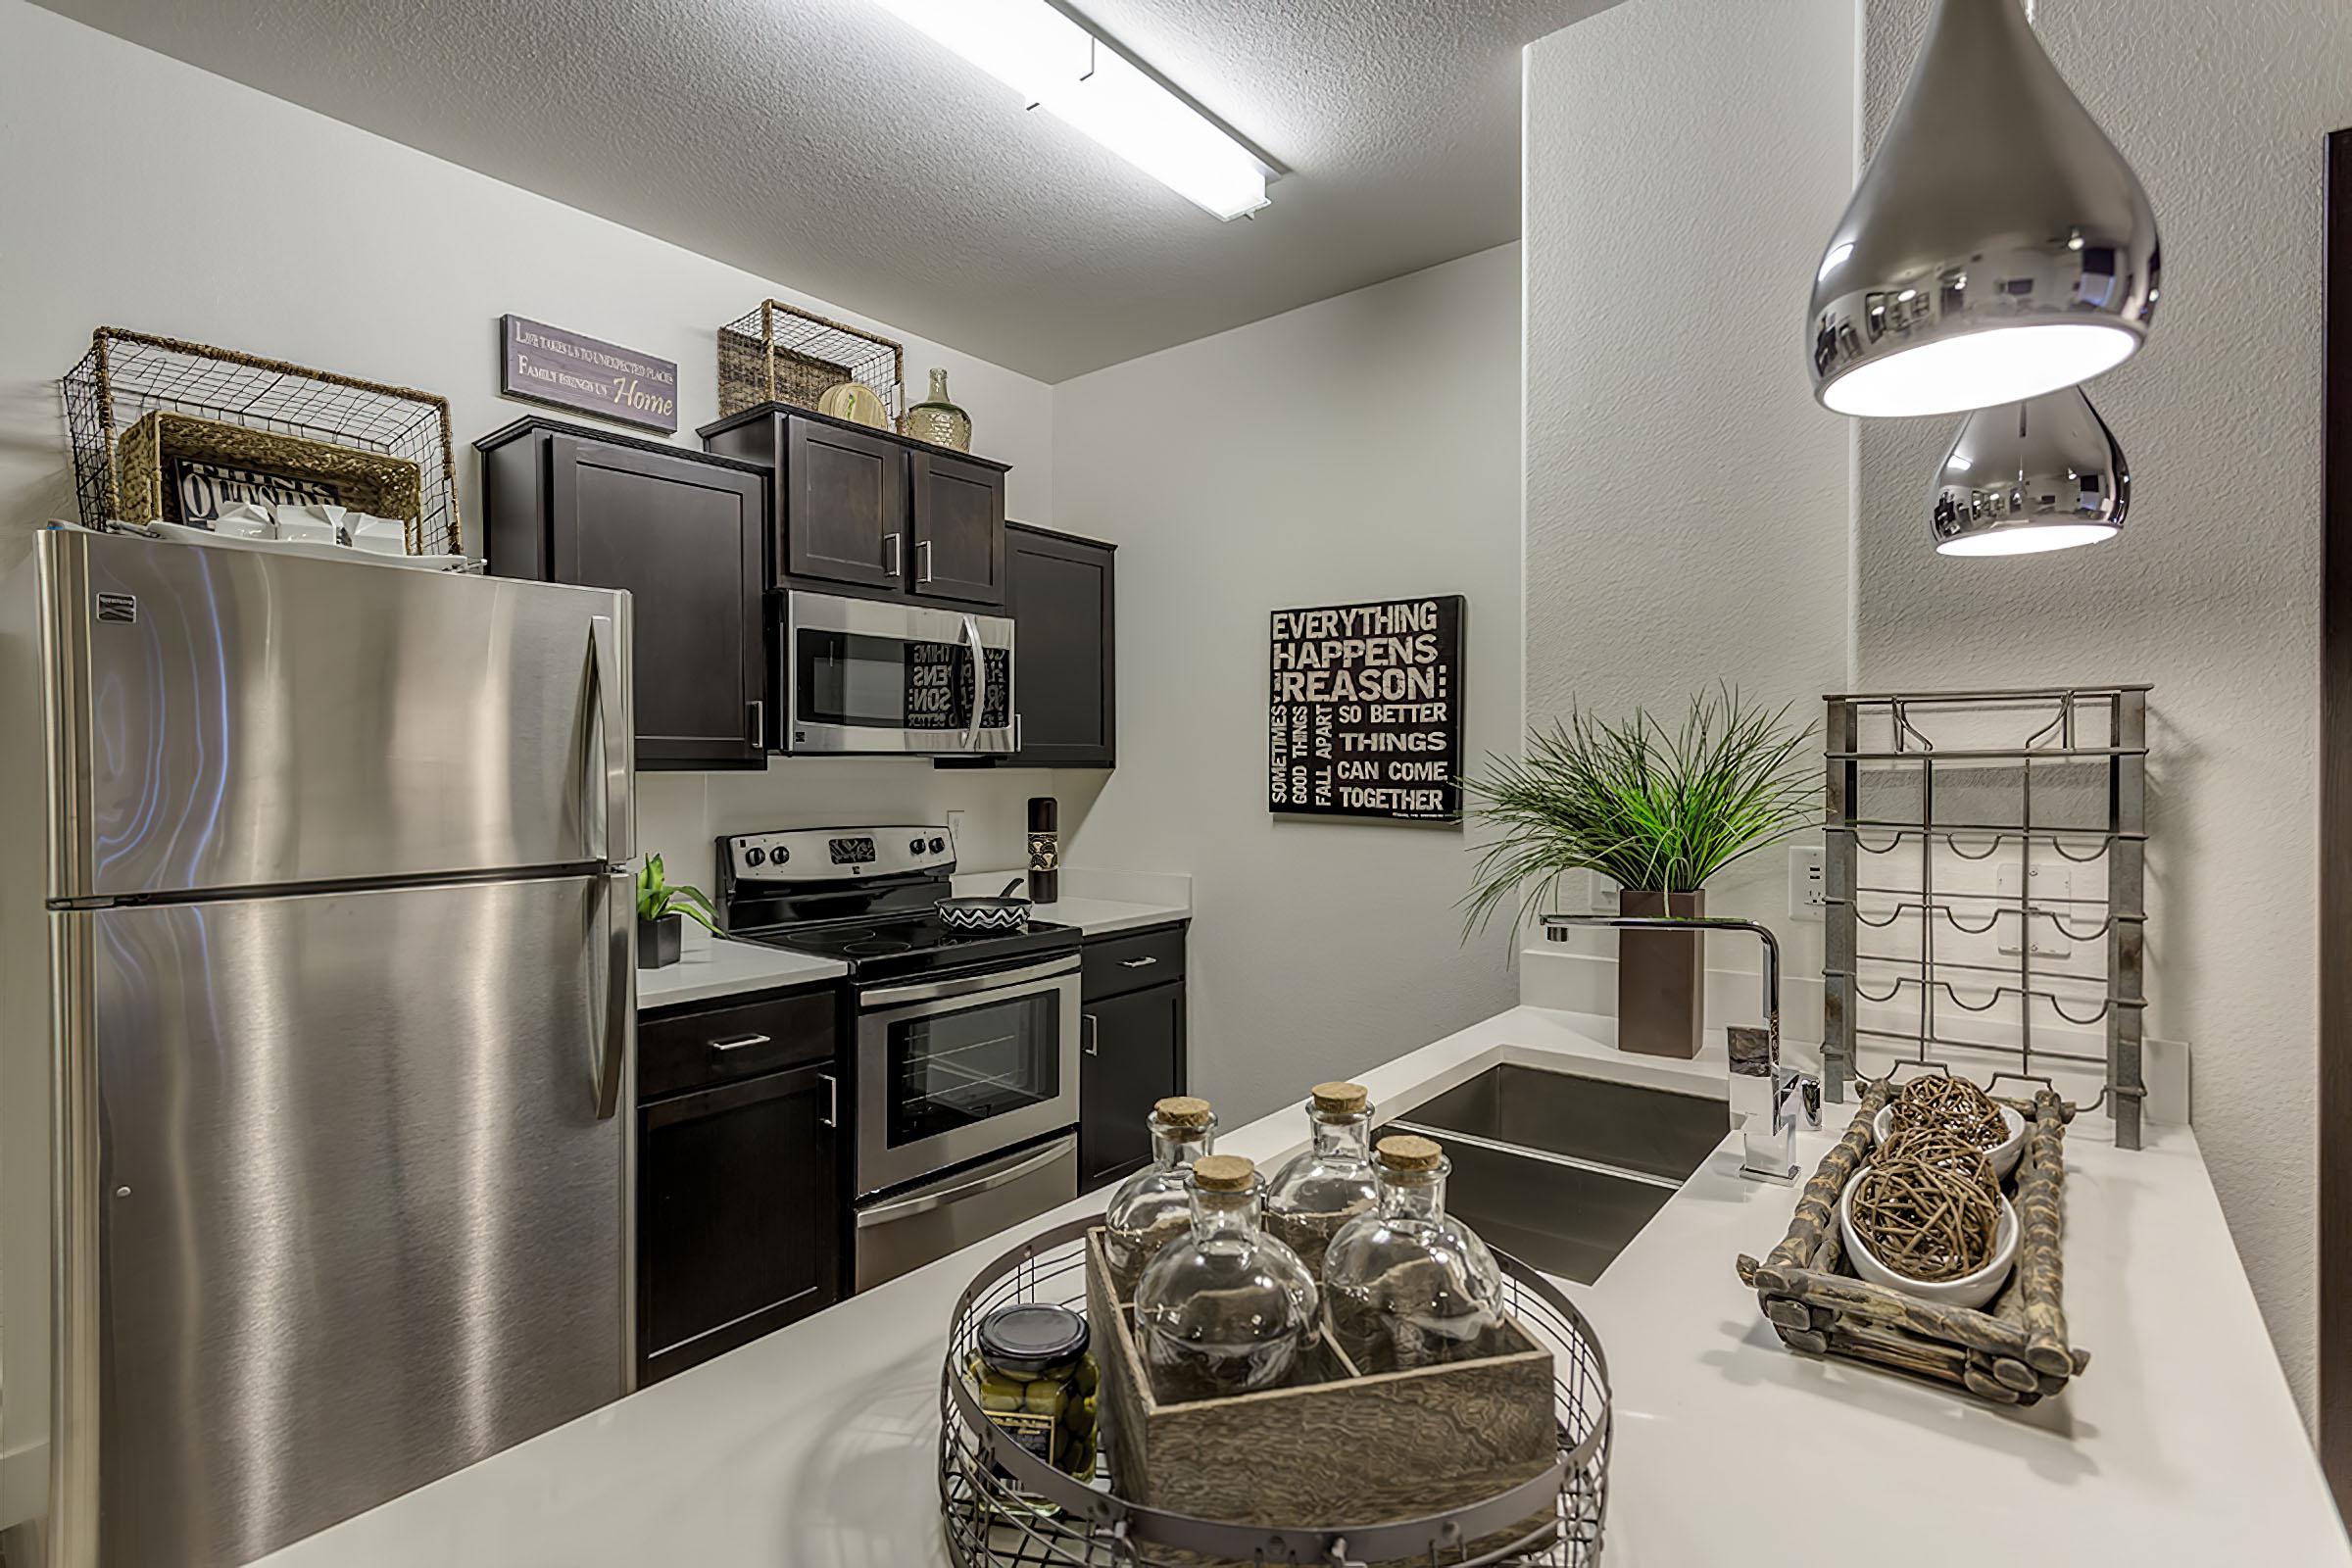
[500,315,679,433]
[1268,596,1463,822]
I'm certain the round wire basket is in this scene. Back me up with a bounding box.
[938,1216,1611,1567]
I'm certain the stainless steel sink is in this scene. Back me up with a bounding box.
[1384,1063,1727,1284]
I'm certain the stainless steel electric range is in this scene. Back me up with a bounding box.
[716,826,1080,1291]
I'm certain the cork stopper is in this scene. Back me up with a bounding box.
[1309,1081,1370,1115]
[1376,1134,1444,1172]
[1153,1096,1212,1129]
[1191,1153,1256,1192]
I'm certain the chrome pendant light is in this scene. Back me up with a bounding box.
[1930,388,2129,556]
[1809,0,2159,418]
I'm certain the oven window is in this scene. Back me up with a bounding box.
[885,989,1061,1148]
[797,629,970,731]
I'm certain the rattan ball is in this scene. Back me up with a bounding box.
[1849,1153,2001,1283]
[1888,1074,2009,1151]
[1873,1126,2000,1203]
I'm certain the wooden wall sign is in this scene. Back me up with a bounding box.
[1268,595,1464,822]
[500,315,679,433]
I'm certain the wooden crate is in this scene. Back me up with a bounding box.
[1735,1082,2091,1406]
[1084,1229,1555,1534]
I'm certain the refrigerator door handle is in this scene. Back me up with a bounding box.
[596,868,632,1121]
[587,613,629,861]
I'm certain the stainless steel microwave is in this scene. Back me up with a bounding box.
[781,590,1016,755]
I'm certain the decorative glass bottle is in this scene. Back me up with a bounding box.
[1102,1097,1215,1298]
[1264,1081,1380,1276]
[1321,1135,1507,1373]
[1132,1154,1319,1402]
[900,367,972,451]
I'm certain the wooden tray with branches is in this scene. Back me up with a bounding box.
[1735,1081,2090,1406]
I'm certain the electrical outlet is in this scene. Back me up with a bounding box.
[1589,869,1622,913]
[945,809,967,859]
[1995,863,2073,958]
[1788,845,1826,920]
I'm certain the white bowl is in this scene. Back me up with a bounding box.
[1871,1101,2027,1180]
[1838,1171,2019,1310]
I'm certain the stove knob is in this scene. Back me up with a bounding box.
[929,836,947,855]
[772,846,789,864]
[909,837,926,855]
[744,847,766,868]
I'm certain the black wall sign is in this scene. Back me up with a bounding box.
[1268,595,1464,822]
[500,315,679,433]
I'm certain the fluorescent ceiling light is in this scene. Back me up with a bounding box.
[865,0,1271,220]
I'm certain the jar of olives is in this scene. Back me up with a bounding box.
[969,1302,1100,1485]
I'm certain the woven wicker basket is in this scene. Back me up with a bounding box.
[116,411,423,537]
[716,300,904,422]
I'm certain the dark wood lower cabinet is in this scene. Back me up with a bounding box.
[1079,924,1189,1189]
[636,988,844,1385]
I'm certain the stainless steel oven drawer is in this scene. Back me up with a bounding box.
[854,1133,1077,1292]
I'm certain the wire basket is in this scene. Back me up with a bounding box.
[939,1217,1611,1568]
[61,328,462,557]
[716,300,904,423]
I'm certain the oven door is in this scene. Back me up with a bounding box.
[783,591,1015,755]
[855,956,1080,1196]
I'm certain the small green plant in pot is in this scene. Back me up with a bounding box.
[1462,687,1815,1058]
[637,854,719,970]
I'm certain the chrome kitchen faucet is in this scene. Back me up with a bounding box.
[1544,914,1822,1183]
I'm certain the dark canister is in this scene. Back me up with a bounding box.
[1027,796,1060,904]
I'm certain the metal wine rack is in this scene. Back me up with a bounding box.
[1822,685,2148,1151]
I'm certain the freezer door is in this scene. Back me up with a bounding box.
[39,528,633,901]
[54,872,633,1567]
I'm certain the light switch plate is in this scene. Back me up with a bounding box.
[1788,845,1826,921]
[1995,862,2073,958]
[1589,869,1622,913]
[945,808,967,860]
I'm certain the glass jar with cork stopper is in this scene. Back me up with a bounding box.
[1264,1081,1380,1276]
[1102,1096,1216,1298]
[1322,1134,1508,1373]
[1132,1153,1320,1403]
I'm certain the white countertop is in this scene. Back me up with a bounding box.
[256,1006,2348,1567]
[633,931,846,1010]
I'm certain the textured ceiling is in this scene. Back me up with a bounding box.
[34,0,1616,380]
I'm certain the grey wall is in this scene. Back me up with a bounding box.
[1853,0,2351,1418]
[1051,245,1525,1130]
[1521,0,1859,1019]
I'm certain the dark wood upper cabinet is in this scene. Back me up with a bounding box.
[910,451,1007,606]
[701,403,1008,609]
[478,417,768,771]
[782,416,906,592]
[1005,523,1116,767]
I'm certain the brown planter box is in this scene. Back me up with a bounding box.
[1085,1229,1554,1546]
[1618,888,1704,1057]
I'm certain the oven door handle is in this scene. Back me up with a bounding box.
[855,1136,1075,1228]
[859,953,1080,1010]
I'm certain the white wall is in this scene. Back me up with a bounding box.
[1853,0,2350,1419]
[1519,0,1859,1029]
[1052,245,1525,1128]
[0,0,1080,896]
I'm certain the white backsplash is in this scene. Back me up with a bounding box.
[635,761,1108,901]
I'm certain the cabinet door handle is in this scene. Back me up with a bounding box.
[818,1071,839,1128]
[710,1033,772,1054]
[1118,956,1159,970]
[1081,1014,1099,1056]
[746,699,764,747]
[916,539,935,584]
[884,531,903,576]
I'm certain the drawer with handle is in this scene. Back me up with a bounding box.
[1081,923,1188,1002]
[639,984,841,1102]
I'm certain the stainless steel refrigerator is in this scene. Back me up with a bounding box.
[0,527,638,1567]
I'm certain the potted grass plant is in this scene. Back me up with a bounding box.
[637,853,720,970]
[1462,687,1815,1058]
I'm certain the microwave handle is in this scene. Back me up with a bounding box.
[959,612,987,752]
